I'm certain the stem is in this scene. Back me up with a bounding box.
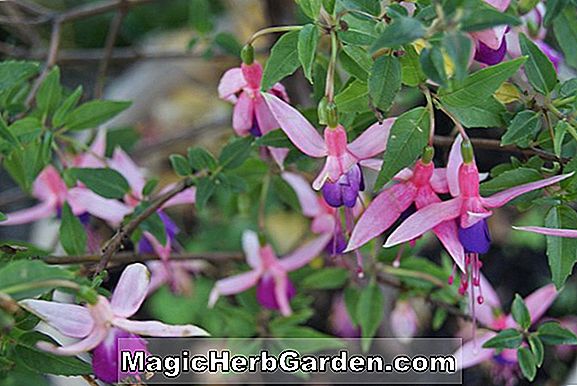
[553,95,577,108]
[2,279,80,295]
[258,172,271,232]
[325,30,339,103]
[42,251,243,265]
[422,86,435,145]
[247,25,303,45]
[378,264,446,288]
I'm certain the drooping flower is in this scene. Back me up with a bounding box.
[263,93,394,202]
[20,263,208,383]
[281,171,363,255]
[146,259,206,296]
[345,149,466,271]
[329,294,360,338]
[454,275,557,382]
[208,230,331,316]
[470,0,512,65]
[390,300,419,341]
[385,135,572,302]
[218,60,290,166]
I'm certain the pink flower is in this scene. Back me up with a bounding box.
[208,230,331,316]
[218,61,290,166]
[385,135,572,299]
[471,0,512,65]
[147,260,206,296]
[281,171,363,255]
[390,300,419,341]
[345,155,466,271]
[329,294,360,338]
[20,263,208,383]
[454,276,557,372]
[513,226,577,238]
[263,93,394,202]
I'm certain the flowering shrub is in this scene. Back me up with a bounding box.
[2,0,577,384]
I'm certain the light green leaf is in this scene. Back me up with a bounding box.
[399,44,425,86]
[296,0,322,19]
[334,79,369,112]
[64,100,131,131]
[443,31,473,81]
[59,203,86,256]
[36,67,62,115]
[0,114,21,148]
[298,24,320,83]
[371,15,425,51]
[340,45,373,81]
[368,55,401,113]
[442,97,506,128]
[52,86,83,128]
[375,107,430,189]
[187,147,218,171]
[544,205,577,288]
[519,33,557,95]
[356,282,384,352]
[169,154,192,176]
[461,7,520,31]
[261,31,300,91]
[439,57,526,107]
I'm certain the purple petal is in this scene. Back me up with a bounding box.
[458,218,491,254]
[475,39,507,65]
[256,275,296,311]
[321,165,364,208]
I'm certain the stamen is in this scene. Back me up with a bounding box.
[355,250,364,278]
[448,263,457,285]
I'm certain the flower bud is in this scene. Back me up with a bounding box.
[326,102,339,129]
[422,146,434,164]
[318,97,328,125]
[460,139,474,164]
[241,44,254,65]
[78,286,99,305]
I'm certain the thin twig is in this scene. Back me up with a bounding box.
[94,177,194,274]
[42,251,243,265]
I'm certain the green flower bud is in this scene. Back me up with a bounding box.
[422,146,435,164]
[461,139,474,164]
[241,44,254,65]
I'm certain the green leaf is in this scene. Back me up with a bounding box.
[298,24,320,83]
[187,147,217,171]
[544,205,577,288]
[544,0,567,26]
[214,32,242,56]
[399,44,425,87]
[0,211,6,222]
[296,0,322,19]
[375,107,430,189]
[553,120,569,157]
[334,79,369,112]
[139,210,167,246]
[142,178,158,197]
[501,110,542,146]
[519,33,557,95]
[254,129,292,148]
[368,55,401,112]
[538,321,577,345]
[442,97,505,128]
[52,86,82,128]
[59,203,86,256]
[439,57,526,107]
[261,31,300,91]
[343,286,360,326]
[553,7,577,68]
[36,67,62,115]
[461,7,520,32]
[13,332,91,376]
[196,177,216,210]
[480,167,541,196]
[483,328,524,349]
[338,0,381,15]
[189,0,212,34]
[528,335,544,367]
[517,347,537,381]
[0,260,73,300]
[64,100,131,131]
[443,32,473,81]
[511,294,531,330]
[371,15,425,51]
[69,167,130,199]
[356,282,384,352]
[0,61,39,99]
[338,14,378,45]
[340,45,373,81]
[0,114,21,148]
[219,136,253,169]
[302,268,349,289]
[420,46,448,86]
[169,154,192,176]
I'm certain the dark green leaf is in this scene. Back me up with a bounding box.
[538,321,577,345]
[544,0,567,26]
[461,7,520,31]
[375,107,430,189]
[302,268,349,289]
[69,167,130,199]
[0,211,6,222]
[298,24,320,83]
[169,154,192,176]
[338,14,378,45]
[368,55,401,112]
[344,286,360,326]
[480,167,541,196]
[517,347,537,381]
[553,7,577,69]
[356,282,384,351]
[261,31,300,91]
[0,115,21,148]
[338,0,381,15]
[187,147,217,171]
[519,33,557,95]
[334,79,369,112]
[340,45,373,81]
[501,110,542,146]
[296,0,322,19]
[442,97,506,128]
[371,15,425,51]
[399,44,426,86]
[544,205,577,288]
[254,129,292,148]
[219,136,253,169]
[139,210,167,246]
[483,328,523,349]
[36,67,62,115]
[439,57,526,107]
[512,294,531,330]
[0,61,39,99]
[142,178,158,197]
[528,335,544,367]
[52,86,83,128]
[0,260,73,300]
[59,203,86,256]
[420,46,448,86]
[196,177,216,210]
[65,100,131,131]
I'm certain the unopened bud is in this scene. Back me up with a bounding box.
[461,139,474,164]
[78,286,98,305]
[241,44,254,65]
[422,146,434,164]
[326,102,339,128]
[258,233,267,246]
[318,97,328,125]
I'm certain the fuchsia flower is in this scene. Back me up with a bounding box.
[385,135,572,302]
[390,300,419,341]
[471,0,512,65]
[208,230,331,316]
[20,263,208,383]
[345,153,466,271]
[218,61,290,166]
[146,260,206,296]
[263,93,394,206]
[454,276,557,379]
[281,171,363,255]
[513,226,577,238]
[329,294,360,338]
